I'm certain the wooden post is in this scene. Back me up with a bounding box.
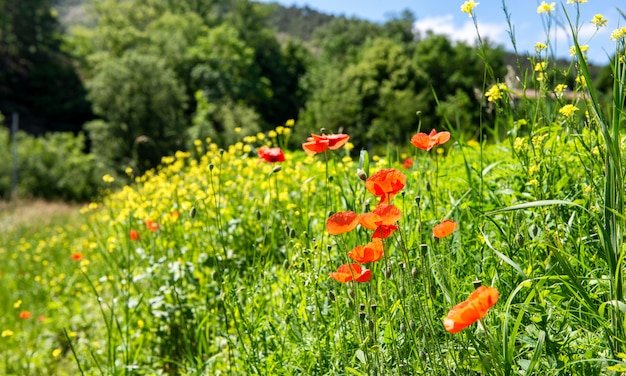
[11,112,18,200]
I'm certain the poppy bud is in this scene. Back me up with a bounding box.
[425,181,431,192]
[385,268,393,279]
[415,196,421,205]
[272,165,282,173]
[328,290,336,301]
[420,244,428,256]
[328,175,333,182]
[219,149,225,155]
[411,267,419,279]
[368,319,375,332]
[370,304,377,314]
[360,303,366,311]
[256,210,262,221]
[429,284,437,299]
[400,323,406,333]
[409,320,416,331]
[400,287,407,297]
[398,261,406,270]
[357,169,368,181]
[473,279,483,289]
[515,233,525,247]
[359,311,366,321]
[529,224,539,239]
[209,163,214,171]
[282,260,289,269]
[189,206,196,218]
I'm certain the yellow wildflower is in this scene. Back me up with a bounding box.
[102,174,115,183]
[559,104,579,117]
[591,14,608,28]
[554,84,568,93]
[569,44,588,56]
[610,27,626,41]
[537,1,555,14]
[285,119,295,127]
[13,300,22,308]
[234,127,242,134]
[1,330,14,337]
[534,61,548,71]
[52,349,62,357]
[534,42,547,53]
[461,0,479,16]
[576,75,587,88]
[485,83,507,102]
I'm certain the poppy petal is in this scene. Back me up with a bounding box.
[326,211,359,235]
[444,286,499,333]
[433,219,457,238]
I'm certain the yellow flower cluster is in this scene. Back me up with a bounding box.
[485,83,507,102]
[591,14,608,29]
[559,104,579,118]
[611,27,626,41]
[537,1,555,14]
[460,0,479,16]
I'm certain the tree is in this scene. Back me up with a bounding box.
[0,0,91,133]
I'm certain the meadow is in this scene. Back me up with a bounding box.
[1,1,626,375]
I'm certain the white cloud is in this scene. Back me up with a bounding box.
[413,15,509,45]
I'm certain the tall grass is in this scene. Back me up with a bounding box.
[1,1,626,375]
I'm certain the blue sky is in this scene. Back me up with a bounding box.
[258,0,624,65]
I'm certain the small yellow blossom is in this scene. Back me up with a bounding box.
[529,164,540,176]
[591,14,608,28]
[268,130,277,138]
[234,127,242,134]
[569,44,589,56]
[485,83,507,102]
[285,119,295,127]
[256,132,265,141]
[534,61,548,71]
[610,27,626,41]
[2,330,14,337]
[529,179,540,186]
[576,75,587,88]
[461,0,479,16]
[102,174,115,183]
[52,349,62,357]
[124,167,133,176]
[554,84,568,93]
[559,104,579,117]
[13,300,22,308]
[537,1,555,14]
[513,137,526,153]
[534,42,547,53]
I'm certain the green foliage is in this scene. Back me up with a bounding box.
[0,128,99,201]
[85,51,188,174]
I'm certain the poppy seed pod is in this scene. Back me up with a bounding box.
[189,206,196,218]
[272,165,282,173]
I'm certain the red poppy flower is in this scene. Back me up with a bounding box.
[145,220,160,232]
[444,286,499,333]
[19,311,32,320]
[359,204,402,239]
[71,253,83,261]
[348,239,384,263]
[365,169,406,205]
[433,219,457,239]
[302,133,350,155]
[372,225,399,239]
[130,229,140,241]
[402,158,413,169]
[326,211,359,235]
[258,147,286,163]
[411,129,451,151]
[329,264,372,283]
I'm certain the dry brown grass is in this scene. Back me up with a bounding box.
[0,199,82,232]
